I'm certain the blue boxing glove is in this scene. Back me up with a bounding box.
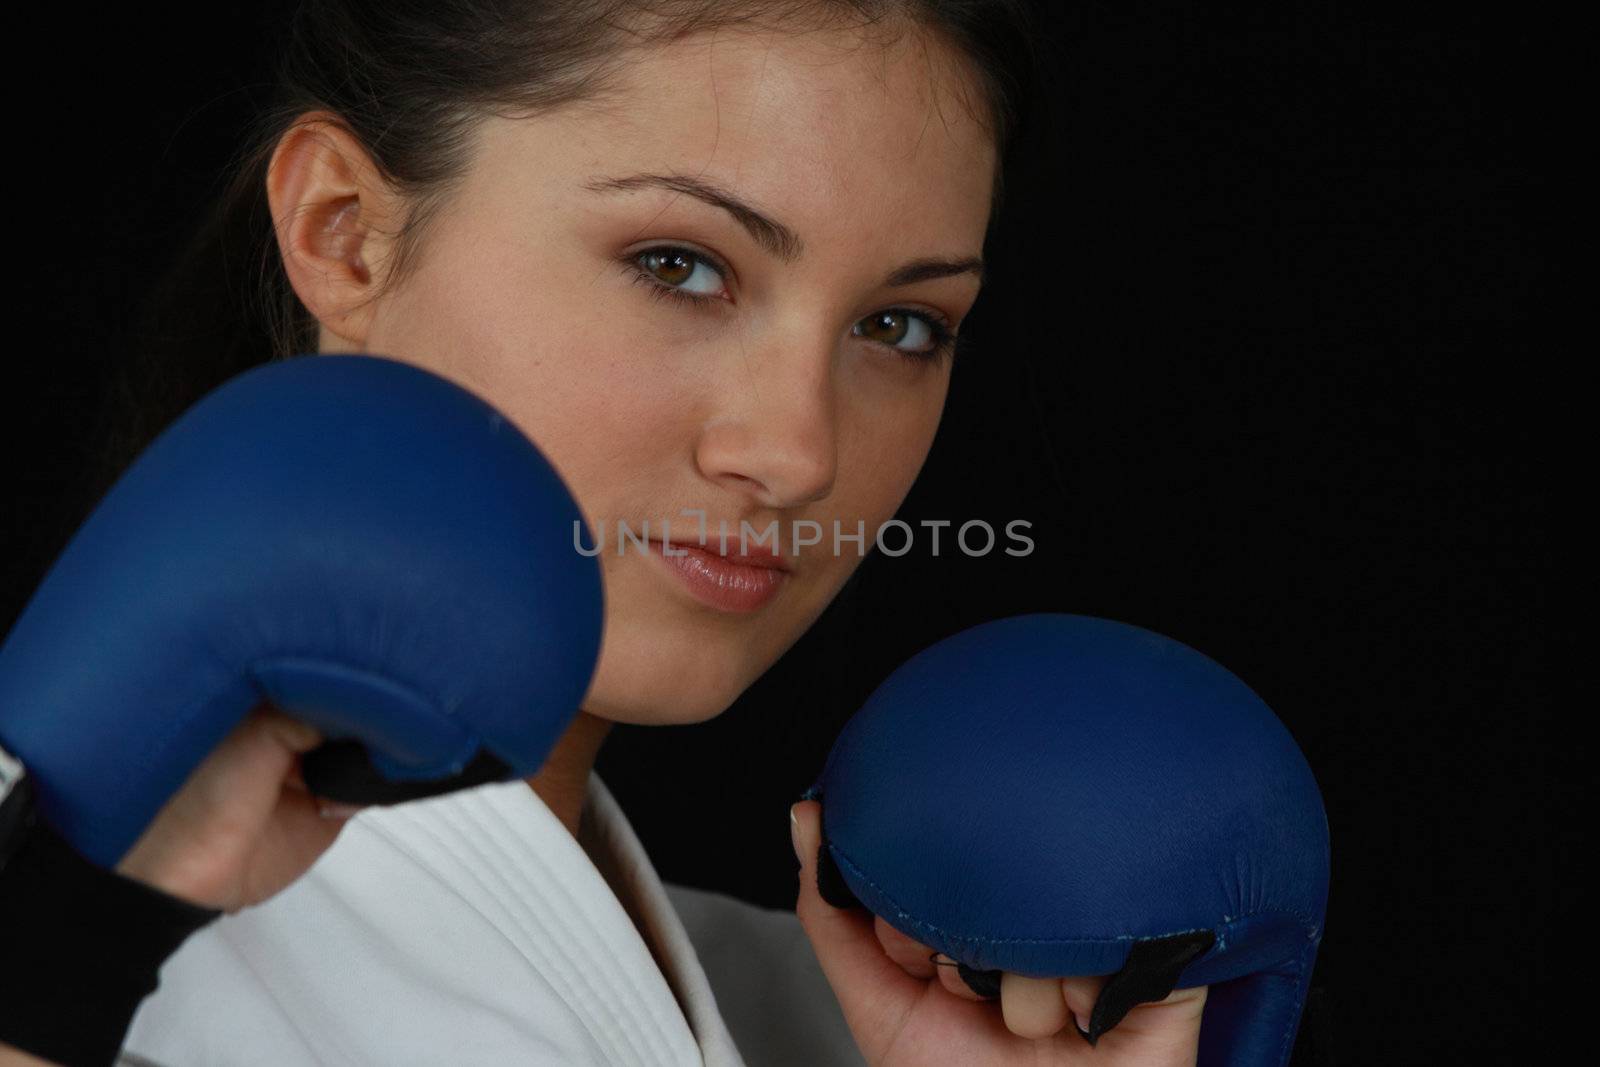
[800,613,1328,1067]
[0,353,602,871]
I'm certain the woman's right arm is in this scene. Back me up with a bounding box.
[1,708,352,1067]
[2,355,601,1066]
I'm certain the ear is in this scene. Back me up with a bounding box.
[266,112,404,351]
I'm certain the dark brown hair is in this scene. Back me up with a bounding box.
[89,0,1041,504]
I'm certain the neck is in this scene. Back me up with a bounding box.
[525,710,615,838]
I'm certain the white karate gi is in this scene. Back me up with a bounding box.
[118,773,865,1067]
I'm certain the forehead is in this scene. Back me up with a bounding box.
[530,23,997,247]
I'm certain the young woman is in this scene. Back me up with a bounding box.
[4,1,1210,1064]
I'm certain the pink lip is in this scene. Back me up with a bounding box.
[648,539,790,613]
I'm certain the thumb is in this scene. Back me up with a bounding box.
[790,800,923,1056]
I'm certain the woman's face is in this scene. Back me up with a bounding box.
[291,24,995,724]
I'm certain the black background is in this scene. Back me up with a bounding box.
[3,2,1553,1062]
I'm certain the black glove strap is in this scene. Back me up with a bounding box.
[0,774,223,1067]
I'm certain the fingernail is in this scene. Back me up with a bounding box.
[317,801,365,820]
[789,804,802,865]
[1073,1012,1092,1039]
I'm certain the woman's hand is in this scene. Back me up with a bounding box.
[791,801,1207,1066]
[113,704,358,912]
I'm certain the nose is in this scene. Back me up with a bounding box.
[695,341,838,510]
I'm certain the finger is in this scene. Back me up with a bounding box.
[188,710,305,808]
[113,710,329,909]
[262,780,350,857]
[1104,984,1208,1050]
[314,800,366,820]
[176,710,331,844]
[247,709,363,821]
[249,706,323,795]
[999,972,1071,1039]
[873,916,937,979]
[228,770,354,909]
[930,953,994,1002]
[1060,976,1103,1040]
[251,705,324,753]
[790,801,924,1060]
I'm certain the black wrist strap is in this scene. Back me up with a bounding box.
[0,775,223,1067]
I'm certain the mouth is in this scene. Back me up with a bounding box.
[647,538,791,614]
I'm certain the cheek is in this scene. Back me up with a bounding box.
[372,243,693,520]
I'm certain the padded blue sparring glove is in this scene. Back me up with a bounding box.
[0,353,603,870]
[801,613,1328,1067]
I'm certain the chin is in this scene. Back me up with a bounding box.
[583,683,742,727]
[579,634,758,727]
[579,652,752,726]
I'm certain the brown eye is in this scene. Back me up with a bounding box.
[852,309,945,356]
[636,247,725,296]
[645,250,694,285]
[858,311,910,345]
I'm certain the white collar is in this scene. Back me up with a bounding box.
[578,772,747,1066]
[124,772,746,1066]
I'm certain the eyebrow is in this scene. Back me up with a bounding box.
[582,171,985,287]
